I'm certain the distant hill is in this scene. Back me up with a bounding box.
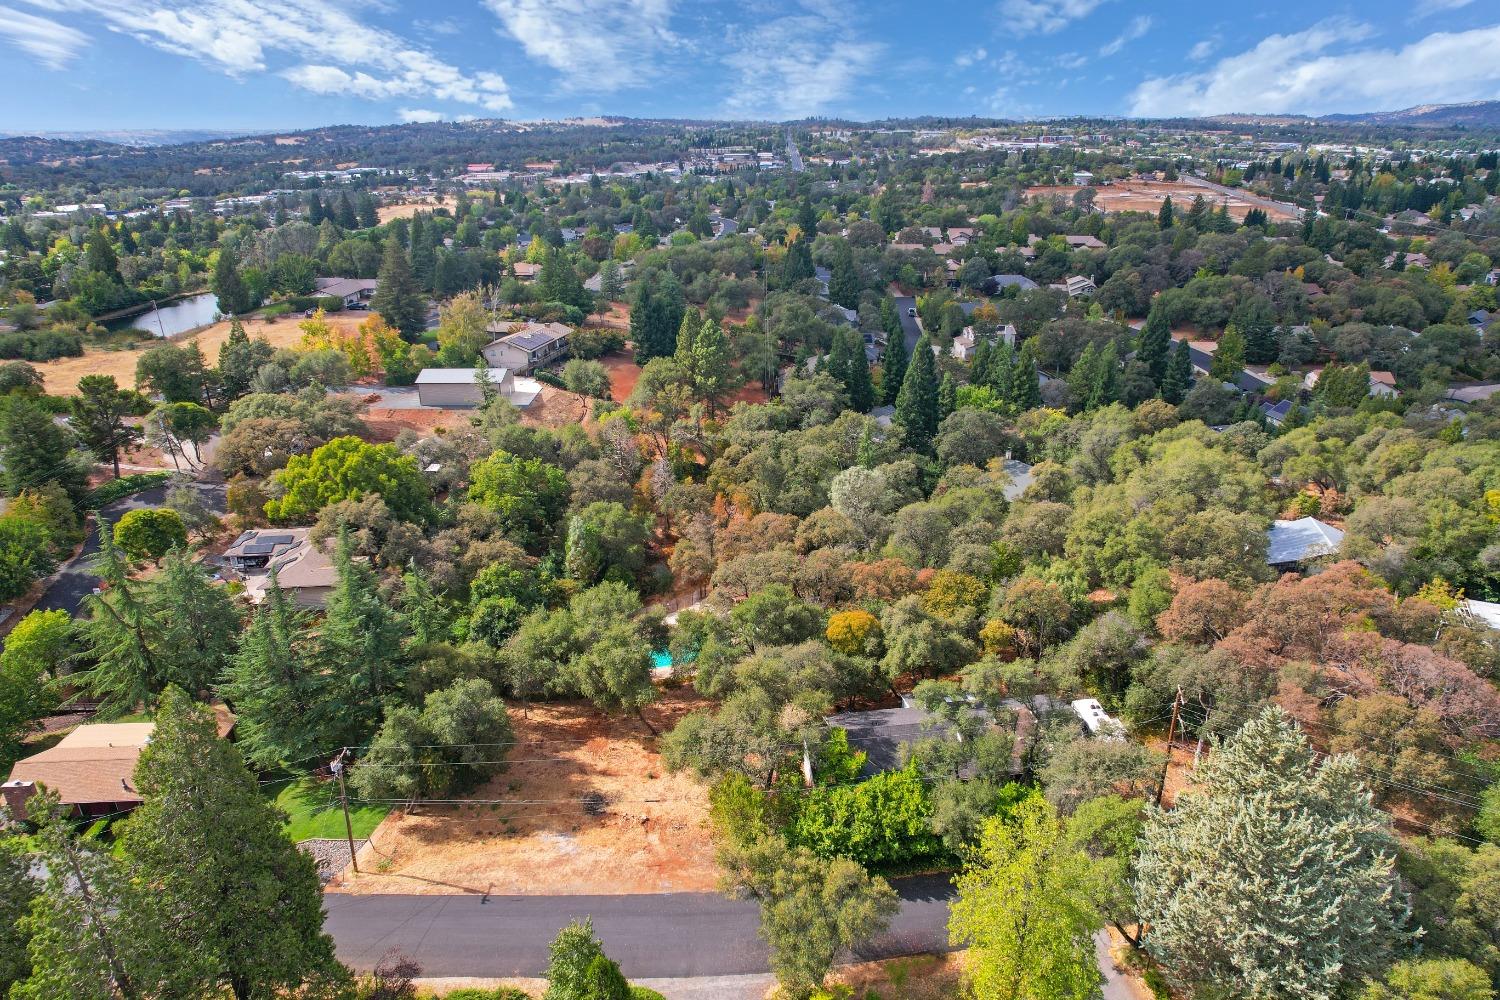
[1211,101,1500,128]
[1319,102,1500,127]
[0,128,264,147]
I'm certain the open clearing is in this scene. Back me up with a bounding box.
[328,688,719,896]
[1026,179,1301,222]
[35,312,358,395]
[377,198,450,223]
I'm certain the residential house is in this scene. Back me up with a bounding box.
[313,276,379,308]
[999,456,1034,502]
[3,712,234,821]
[232,528,339,607]
[1469,309,1492,335]
[1259,399,1294,427]
[987,274,1039,293]
[1444,383,1500,404]
[1051,275,1097,298]
[1072,170,1095,186]
[1266,517,1344,571]
[510,261,541,283]
[1463,599,1500,631]
[1063,235,1106,250]
[415,367,515,408]
[948,227,975,245]
[950,323,1018,360]
[481,321,571,374]
[1302,366,1399,398]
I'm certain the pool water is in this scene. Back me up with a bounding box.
[651,650,673,670]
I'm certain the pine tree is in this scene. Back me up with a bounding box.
[1010,340,1042,410]
[1209,325,1246,384]
[881,326,908,406]
[407,213,436,291]
[797,199,818,238]
[146,549,240,696]
[306,192,324,226]
[689,318,734,416]
[356,192,378,228]
[211,247,252,316]
[1137,305,1171,385]
[631,270,686,362]
[1067,342,1100,412]
[1092,341,1119,409]
[598,259,623,301]
[938,372,957,420]
[829,328,874,413]
[120,688,344,1000]
[989,341,1016,403]
[1158,196,1174,229]
[780,237,814,288]
[971,338,993,388]
[318,532,407,746]
[216,574,333,769]
[1136,707,1406,998]
[894,335,940,449]
[70,375,141,479]
[78,528,164,715]
[827,239,860,308]
[370,234,427,340]
[335,191,357,230]
[1161,339,1192,405]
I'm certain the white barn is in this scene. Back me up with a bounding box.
[414,368,514,407]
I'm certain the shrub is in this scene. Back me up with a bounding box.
[88,471,171,509]
[112,507,188,562]
[789,765,942,867]
[0,330,83,361]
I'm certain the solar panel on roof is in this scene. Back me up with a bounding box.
[241,543,276,555]
[261,534,294,544]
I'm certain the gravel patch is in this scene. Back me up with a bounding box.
[299,838,366,884]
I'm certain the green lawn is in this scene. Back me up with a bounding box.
[266,777,390,843]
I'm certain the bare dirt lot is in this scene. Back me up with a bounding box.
[35,312,356,395]
[329,688,719,896]
[1027,179,1301,222]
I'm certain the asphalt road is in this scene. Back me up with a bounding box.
[892,295,922,354]
[32,479,227,618]
[786,131,804,173]
[324,875,955,978]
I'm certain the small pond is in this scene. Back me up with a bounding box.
[107,292,222,338]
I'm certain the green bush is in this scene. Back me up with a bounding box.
[788,765,943,867]
[0,330,83,361]
[315,295,346,313]
[88,471,171,509]
[628,989,666,1000]
[442,989,532,1000]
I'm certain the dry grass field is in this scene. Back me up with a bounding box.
[1027,179,1300,222]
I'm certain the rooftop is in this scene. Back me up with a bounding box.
[1266,517,1344,566]
[415,367,511,385]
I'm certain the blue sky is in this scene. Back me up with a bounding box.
[1,0,1499,132]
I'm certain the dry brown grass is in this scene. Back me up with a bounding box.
[1026,180,1300,222]
[378,198,450,223]
[329,688,719,896]
[828,953,967,999]
[35,312,360,396]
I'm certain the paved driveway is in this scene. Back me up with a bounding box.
[31,480,227,618]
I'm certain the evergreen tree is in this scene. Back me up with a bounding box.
[971,338,993,388]
[1209,325,1246,385]
[881,325,909,406]
[938,372,957,420]
[539,248,592,312]
[306,192,324,226]
[13,793,156,1000]
[598,259,623,301]
[147,549,240,692]
[989,341,1016,403]
[335,191,357,230]
[1158,196,1174,229]
[69,375,141,479]
[1010,340,1042,410]
[119,689,344,1000]
[894,335,940,449]
[630,270,685,362]
[797,199,818,238]
[0,829,34,992]
[827,239,860,308]
[215,320,272,401]
[1161,339,1192,405]
[355,192,378,228]
[1093,341,1120,409]
[318,532,406,746]
[370,234,427,340]
[1234,297,1279,365]
[780,237,815,288]
[1137,305,1172,385]
[211,247,252,316]
[83,231,121,285]
[407,213,436,291]
[1136,707,1406,998]
[689,318,735,416]
[828,328,875,413]
[216,574,334,769]
[1067,342,1100,412]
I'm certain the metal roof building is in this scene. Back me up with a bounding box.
[1266,517,1344,568]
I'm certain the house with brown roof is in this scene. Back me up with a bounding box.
[481,321,571,374]
[231,528,339,608]
[3,712,235,821]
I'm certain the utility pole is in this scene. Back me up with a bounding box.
[331,749,359,875]
[1154,687,1184,807]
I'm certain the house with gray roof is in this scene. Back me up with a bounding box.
[1266,517,1344,570]
[481,321,570,373]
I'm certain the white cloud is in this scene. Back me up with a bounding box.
[18,0,512,110]
[1129,20,1500,117]
[1099,15,1152,57]
[721,13,883,119]
[1188,36,1219,61]
[1056,51,1089,69]
[484,0,678,92]
[1417,0,1475,11]
[397,107,450,122]
[998,0,1109,36]
[955,46,988,68]
[0,5,87,68]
